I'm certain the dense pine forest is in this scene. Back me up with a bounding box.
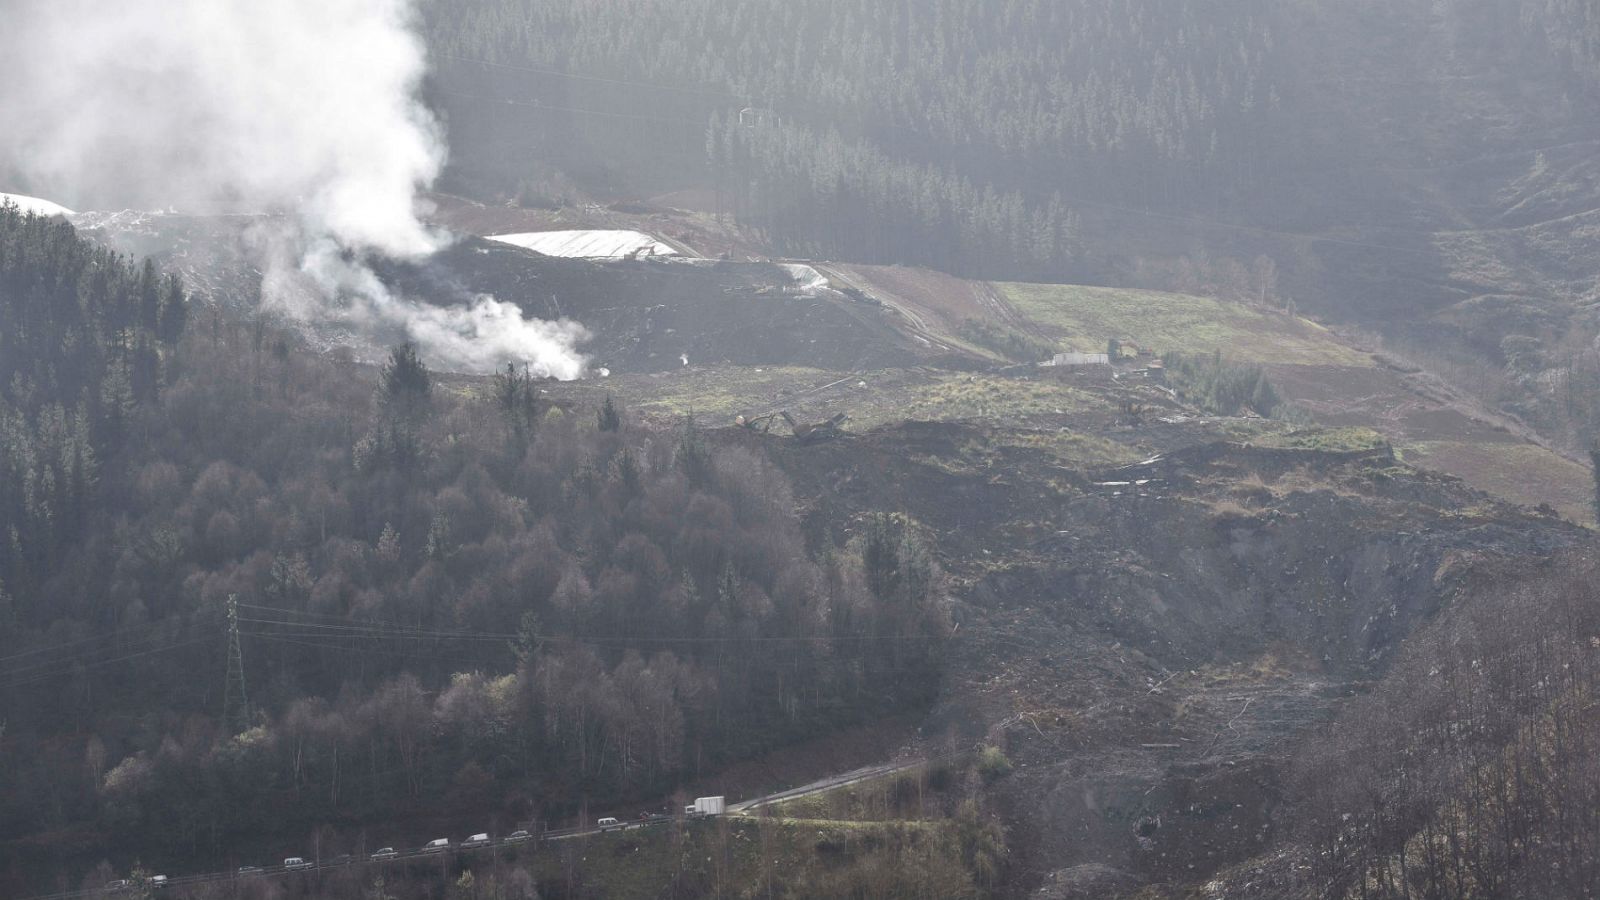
[0,204,947,873]
[424,0,1600,290]
[424,0,1292,278]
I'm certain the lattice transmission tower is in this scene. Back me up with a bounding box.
[222,594,250,734]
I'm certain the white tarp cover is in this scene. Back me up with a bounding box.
[486,229,678,259]
[781,263,830,293]
[0,192,75,217]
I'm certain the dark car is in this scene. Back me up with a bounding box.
[370,847,398,861]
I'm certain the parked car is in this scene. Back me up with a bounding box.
[503,829,532,844]
[284,857,313,871]
[370,847,398,861]
[421,838,450,853]
[597,817,623,832]
[461,833,491,849]
[237,865,262,876]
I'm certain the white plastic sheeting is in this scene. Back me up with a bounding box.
[0,192,75,217]
[486,229,678,259]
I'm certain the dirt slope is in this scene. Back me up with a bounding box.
[746,421,1583,897]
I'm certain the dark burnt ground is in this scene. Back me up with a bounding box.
[734,421,1584,898]
[375,239,933,373]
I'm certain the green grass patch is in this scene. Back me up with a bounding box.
[1255,427,1391,453]
[551,366,848,426]
[996,282,1373,367]
[989,429,1143,468]
[889,373,1102,425]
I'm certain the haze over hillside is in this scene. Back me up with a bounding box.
[2,2,1599,899]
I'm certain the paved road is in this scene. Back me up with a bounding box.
[729,760,925,814]
[22,759,926,900]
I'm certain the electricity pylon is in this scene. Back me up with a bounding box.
[222,594,250,734]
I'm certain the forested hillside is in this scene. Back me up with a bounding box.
[1,202,185,595]
[423,0,1295,278]
[1218,553,1600,898]
[423,0,1600,453]
[0,207,946,875]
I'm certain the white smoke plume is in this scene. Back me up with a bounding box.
[0,0,587,378]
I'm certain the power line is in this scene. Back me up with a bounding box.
[239,616,943,644]
[1055,194,1440,258]
[0,638,210,692]
[433,88,711,128]
[247,633,500,668]
[0,630,194,682]
[434,52,748,102]
[245,631,932,675]
[0,619,172,663]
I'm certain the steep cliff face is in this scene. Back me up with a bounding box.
[757,423,1584,896]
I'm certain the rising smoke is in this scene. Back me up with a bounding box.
[0,0,588,378]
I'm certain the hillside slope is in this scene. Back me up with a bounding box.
[818,265,1595,524]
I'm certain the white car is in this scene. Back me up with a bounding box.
[150,875,169,888]
[597,817,623,832]
[284,857,313,871]
[421,838,450,853]
[503,830,532,844]
[462,833,491,849]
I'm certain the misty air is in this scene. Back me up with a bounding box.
[1,1,1598,898]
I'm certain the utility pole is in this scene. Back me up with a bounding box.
[223,594,250,734]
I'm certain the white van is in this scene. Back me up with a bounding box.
[597,817,622,832]
[284,857,312,871]
[462,833,491,849]
[422,838,450,853]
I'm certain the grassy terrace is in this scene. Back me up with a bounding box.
[997,282,1374,367]
[558,368,1111,430]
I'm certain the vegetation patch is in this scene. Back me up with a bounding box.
[997,282,1373,367]
[1259,426,1391,453]
[956,318,1058,363]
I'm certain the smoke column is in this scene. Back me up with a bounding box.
[0,0,587,378]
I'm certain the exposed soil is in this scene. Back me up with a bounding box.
[377,239,932,373]
[738,420,1584,897]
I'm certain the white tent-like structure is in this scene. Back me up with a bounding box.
[0,192,75,217]
[486,229,677,259]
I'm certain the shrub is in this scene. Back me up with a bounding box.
[976,746,1013,782]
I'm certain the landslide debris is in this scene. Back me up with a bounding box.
[742,419,1583,898]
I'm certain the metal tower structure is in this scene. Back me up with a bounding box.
[222,594,250,734]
